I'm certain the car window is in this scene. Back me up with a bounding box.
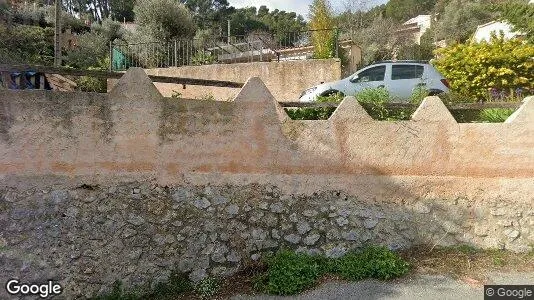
[391,65,424,80]
[355,66,386,82]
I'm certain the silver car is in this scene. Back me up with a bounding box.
[299,60,450,102]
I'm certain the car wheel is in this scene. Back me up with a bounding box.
[428,89,445,96]
[322,90,344,97]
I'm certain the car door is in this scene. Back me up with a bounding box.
[389,64,425,100]
[347,65,387,95]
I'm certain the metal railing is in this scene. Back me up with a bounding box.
[110,29,340,71]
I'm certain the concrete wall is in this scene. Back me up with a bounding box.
[1,68,533,298]
[107,59,342,101]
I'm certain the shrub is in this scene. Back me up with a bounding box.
[191,50,215,66]
[285,107,336,120]
[75,76,107,93]
[331,246,410,281]
[258,247,410,295]
[264,250,325,295]
[433,37,534,101]
[355,87,390,120]
[285,92,342,120]
[410,86,430,105]
[0,24,54,65]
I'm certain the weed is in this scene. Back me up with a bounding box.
[477,108,515,123]
[91,270,191,300]
[194,277,219,299]
[199,93,216,101]
[147,270,192,299]
[410,86,430,105]
[171,90,182,98]
[91,281,141,300]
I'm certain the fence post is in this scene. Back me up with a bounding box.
[174,40,177,67]
[109,41,113,71]
[334,27,340,59]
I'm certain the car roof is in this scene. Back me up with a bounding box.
[367,60,430,66]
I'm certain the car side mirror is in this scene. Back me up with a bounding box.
[350,75,359,83]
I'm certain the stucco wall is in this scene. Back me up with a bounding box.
[107,59,342,101]
[1,68,533,298]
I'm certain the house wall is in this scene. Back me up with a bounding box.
[1,69,533,298]
[473,21,518,43]
[107,59,342,101]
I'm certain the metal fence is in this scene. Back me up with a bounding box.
[110,29,340,71]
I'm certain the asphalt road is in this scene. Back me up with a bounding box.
[231,272,534,300]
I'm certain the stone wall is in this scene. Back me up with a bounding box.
[0,68,533,298]
[107,59,342,101]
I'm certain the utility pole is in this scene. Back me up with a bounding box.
[54,0,62,67]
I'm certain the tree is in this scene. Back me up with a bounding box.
[351,18,400,64]
[385,0,436,21]
[308,0,336,58]
[133,0,196,41]
[110,0,135,22]
[497,0,534,42]
[434,0,497,43]
[180,0,230,31]
[336,0,369,34]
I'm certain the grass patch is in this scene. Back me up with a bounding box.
[255,246,410,295]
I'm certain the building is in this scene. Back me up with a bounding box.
[396,15,432,45]
[472,21,522,43]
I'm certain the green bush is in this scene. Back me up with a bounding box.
[192,50,215,66]
[263,250,326,295]
[331,246,410,281]
[0,24,54,65]
[355,87,391,120]
[410,86,430,105]
[258,247,410,296]
[433,37,534,101]
[75,76,107,93]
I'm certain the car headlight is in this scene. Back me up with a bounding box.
[300,87,317,98]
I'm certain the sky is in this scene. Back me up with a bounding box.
[228,0,389,17]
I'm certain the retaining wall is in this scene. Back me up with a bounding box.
[0,68,533,298]
[107,59,342,101]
